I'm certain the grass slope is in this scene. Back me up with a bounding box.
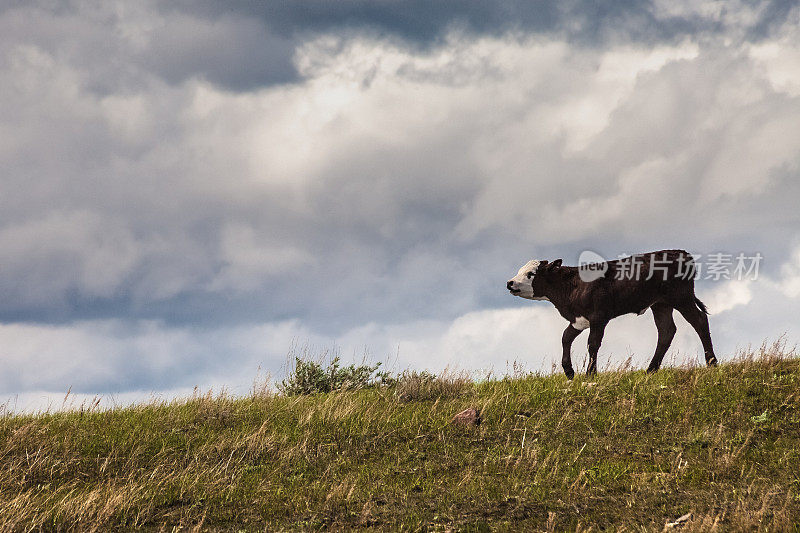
[2,345,800,531]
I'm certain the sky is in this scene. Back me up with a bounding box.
[2,0,800,411]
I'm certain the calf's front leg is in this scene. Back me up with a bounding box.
[561,325,584,380]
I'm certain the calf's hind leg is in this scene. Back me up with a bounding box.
[647,303,676,373]
[676,302,717,366]
[586,321,607,376]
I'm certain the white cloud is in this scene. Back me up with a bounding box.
[698,280,753,314]
[780,246,800,298]
[208,223,311,292]
[340,305,732,376]
[0,319,306,399]
[3,21,798,312]
[0,211,140,304]
[748,7,800,96]
[4,297,763,413]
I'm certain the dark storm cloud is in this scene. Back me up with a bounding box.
[182,0,795,48]
[747,0,800,39]
[183,0,672,43]
[0,1,298,93]
[2,0,795,94]
[138,14,298,91]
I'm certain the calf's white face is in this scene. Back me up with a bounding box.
[507,259,549,301]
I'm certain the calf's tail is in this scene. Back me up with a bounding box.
[694,296,709,314]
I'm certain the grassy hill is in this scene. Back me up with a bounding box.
[1,342,799,531]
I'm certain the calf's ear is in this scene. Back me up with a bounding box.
[549,259,563,269]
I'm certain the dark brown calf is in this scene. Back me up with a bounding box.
[507,250,716,378]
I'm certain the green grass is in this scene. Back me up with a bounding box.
[2,341,800,531]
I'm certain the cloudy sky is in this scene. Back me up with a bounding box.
[2,0,799,410]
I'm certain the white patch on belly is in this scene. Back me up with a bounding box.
[572,316,590,330]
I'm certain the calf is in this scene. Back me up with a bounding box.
[506,250,716,378]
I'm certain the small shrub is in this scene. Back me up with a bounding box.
[279,356,391,395]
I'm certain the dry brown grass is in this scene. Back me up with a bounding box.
[1,343,799,531]
[394,369,473,402]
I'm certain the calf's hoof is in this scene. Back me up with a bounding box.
[563,368,575,380]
